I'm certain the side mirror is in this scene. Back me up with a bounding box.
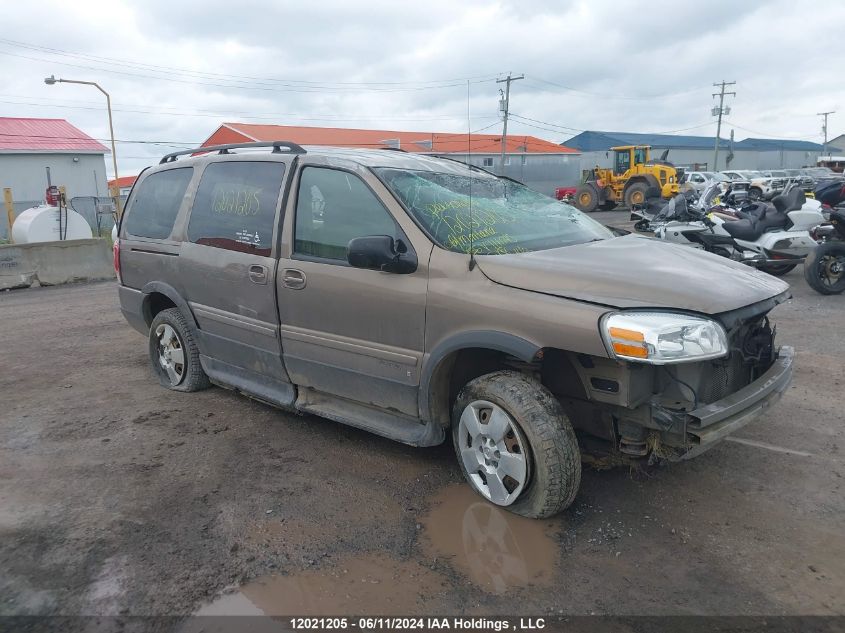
[347,235,417,274]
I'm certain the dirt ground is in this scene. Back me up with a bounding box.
[1,231,844,621]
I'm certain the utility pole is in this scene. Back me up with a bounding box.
[818,111,835,157]
[711,80,736,171]
[496,73,523,175]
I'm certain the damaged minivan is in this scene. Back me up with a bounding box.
[116,141,793,518]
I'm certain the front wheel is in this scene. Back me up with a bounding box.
[804,241,845,294]
[573,185,599,212]
[452,371,581,518]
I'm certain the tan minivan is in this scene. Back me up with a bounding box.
[116,141,794,518]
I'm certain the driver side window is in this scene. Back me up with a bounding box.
[614,151,630,175]
[294,167,401,262]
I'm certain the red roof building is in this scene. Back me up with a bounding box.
[0,117,109,153]
[202,122,577,156]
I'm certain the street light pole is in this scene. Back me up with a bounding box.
[44,75,121,214]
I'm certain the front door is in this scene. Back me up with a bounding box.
[179,159,291,394]
[276,164,428,417]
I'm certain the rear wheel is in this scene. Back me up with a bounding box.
[574,185,599,212]
[452,370,581,518]
[148,308,211,392]
[624,182,649,208]
[804,242,845,294]
[749,186,763,201]
[759,262,798,276]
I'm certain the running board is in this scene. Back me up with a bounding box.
[200,355,296,410]
[295,388,445,447]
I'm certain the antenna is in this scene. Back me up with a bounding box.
[467,80,476,271]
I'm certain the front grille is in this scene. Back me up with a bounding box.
[697,315,775,404]
[699,354,751,403]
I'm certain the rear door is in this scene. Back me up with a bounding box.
[179,158,293,398]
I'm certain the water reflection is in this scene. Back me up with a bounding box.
[422,484,559,594]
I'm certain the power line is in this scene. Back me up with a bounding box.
[525,75,708,101]
[0,47,496,94]
[0,97,500,123]
[722,120,819,140]
[509,114,716,137]
[0,37,500,87]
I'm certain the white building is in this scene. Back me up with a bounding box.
[0,117,109,239]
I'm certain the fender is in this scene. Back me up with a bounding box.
[140,281,197,330]
[419,330,541,423]
[624,174,661,193]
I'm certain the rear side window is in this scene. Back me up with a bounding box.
[124,168,193,239]
[187,161,285,257]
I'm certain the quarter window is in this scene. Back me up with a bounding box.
[124,168,192,239]
[294,167,400,261]
[187,161,285,257]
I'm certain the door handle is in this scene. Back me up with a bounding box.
[249,264,268,285]
[281,268,306,289]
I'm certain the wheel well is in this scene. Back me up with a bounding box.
[143,292,176,326]
[427,347,585,429]
[623,176,655,192]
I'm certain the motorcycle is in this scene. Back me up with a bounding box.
[803,208,845,294]
[635,183,825,276]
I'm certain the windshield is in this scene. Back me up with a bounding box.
[375,168,614,254]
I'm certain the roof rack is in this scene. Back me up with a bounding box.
[159,141,307,164]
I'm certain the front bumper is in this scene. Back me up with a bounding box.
[678,346,794,459]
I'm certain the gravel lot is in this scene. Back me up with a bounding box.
[1,227,843,619]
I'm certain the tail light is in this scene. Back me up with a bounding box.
[113,239,122,283]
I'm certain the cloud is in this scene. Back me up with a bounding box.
[0,0,842,177]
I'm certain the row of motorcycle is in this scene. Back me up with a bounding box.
[630,179,845,295]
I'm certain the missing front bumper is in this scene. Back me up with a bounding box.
[678,346,794,460]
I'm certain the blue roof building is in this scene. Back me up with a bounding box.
[561,130,838,177]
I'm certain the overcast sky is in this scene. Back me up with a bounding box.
[1,0,843,178]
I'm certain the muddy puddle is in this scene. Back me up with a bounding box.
[420,484,560,594]
[193,484,561,616]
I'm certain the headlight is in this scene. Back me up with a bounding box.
[601,312,728,364]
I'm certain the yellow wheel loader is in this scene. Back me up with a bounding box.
[573,145,681,212]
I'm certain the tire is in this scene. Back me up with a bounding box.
[803,241,845,294]
[574,185,599,212]
[749,187,763,201]
[451,370,581,518]
[624,182,649,208]
[148,308,211,392]
[759,262,798,276]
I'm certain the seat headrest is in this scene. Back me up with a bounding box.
[772,195,788,213]
[785,187,806,211]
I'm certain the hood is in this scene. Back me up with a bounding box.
[475,235,790,314]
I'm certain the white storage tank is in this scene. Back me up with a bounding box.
[11,204,93,244]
